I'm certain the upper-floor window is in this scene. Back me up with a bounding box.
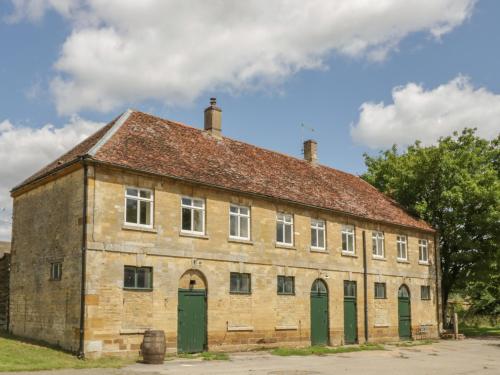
[419,239,429,263]
[276,213,293,246]
[374,282,386,299]
[372,231,385,258]
[397,235,408,261]
[421,285,431,300]
[50,262,62,281]
[230,272,251,294]
[125,187,153,227]
[277,275,295,295]
[310,219,326,250]
[341,225,355,254]
[181,197,205,234]
[229,204,250,240]
[124,266,153,290]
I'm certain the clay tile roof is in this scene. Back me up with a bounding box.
[13,110,433,232]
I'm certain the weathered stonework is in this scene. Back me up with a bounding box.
[10,162,439,358]
[0,241,10,330]
[9,169,83,351]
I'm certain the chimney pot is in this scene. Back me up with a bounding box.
[204,97,222,137]
[304,139,318,164]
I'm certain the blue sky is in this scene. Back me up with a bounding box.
[0,0,499,239]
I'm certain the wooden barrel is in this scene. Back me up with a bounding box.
[141,330,166,364]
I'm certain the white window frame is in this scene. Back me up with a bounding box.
[181,196,206,235]
[124,187,154,228]
[276,213,294,246]
[341,225,356,254]
[310,219,326,250]
[419,239,429,264]
[372,231,385,258]
[397,235,408,261]
[229,204,251,240]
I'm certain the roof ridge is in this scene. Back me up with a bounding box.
[132,109,361,179]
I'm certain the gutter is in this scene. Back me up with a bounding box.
[78,158,88,358]
[362,230,368,343]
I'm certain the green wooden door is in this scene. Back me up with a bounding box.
[343,281,357,344]
[398,297,411,340]
[178,289,207,353]
[310,279,329,346]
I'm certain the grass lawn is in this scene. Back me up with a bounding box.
[0,333,135,372]
[459,325,500,337]
[271,343,384,356]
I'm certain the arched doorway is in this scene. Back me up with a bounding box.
[398,285,411,340]
[177,270,207,353]
[310,279,329,346]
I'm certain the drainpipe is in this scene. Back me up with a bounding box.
[434,231,441,336]
[78,158,88,358]
[362,231,368,343]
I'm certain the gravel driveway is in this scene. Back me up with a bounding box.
[4,338,499,375]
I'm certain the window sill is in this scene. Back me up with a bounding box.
[228,238,254,245]
[372,256,386,261]
[227,325,254,332]
[230,291,252,295]
[120,329,147,335]
[397,259,410,264]
[419,261,430,266]
[122,224,157,233]
[341,251,357,258]
[123,288,153,292]
[310,247,327,253]
[277,293,296,296]
[275,325,298,331]
[275,243,296,250]
[179,232,210,240]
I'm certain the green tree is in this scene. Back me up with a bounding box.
[362,129,500,321]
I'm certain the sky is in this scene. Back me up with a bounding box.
[0,0,499,240]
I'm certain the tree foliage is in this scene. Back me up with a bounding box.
[362,128,500,317]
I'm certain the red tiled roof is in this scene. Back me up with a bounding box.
[13,110,433,232]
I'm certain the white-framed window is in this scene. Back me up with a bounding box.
[229,204,250,240]
[181,197,205,234]
[310,219,326,250]
[419,239,429,263]
[341,225,355,254]
[125,187,153,227]
[372,231,385,258]
[397,235,408,260]
[276,213,293,246]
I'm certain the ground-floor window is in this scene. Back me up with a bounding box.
[50,262,62,281]
[124,266,153,290]
[421,285,431,300]
[230,272,251,294]
[374,282,386,299]
[277,275,295,295]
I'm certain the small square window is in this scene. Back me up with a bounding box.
[421,286,431,300]
[277,276,295,295]
[123,266,153,290]
[230,272,251,294]
[374,282,386,299]
[50,262,62,281]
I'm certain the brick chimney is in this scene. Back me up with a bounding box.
[303,139,318,164]
[204,97,222,137]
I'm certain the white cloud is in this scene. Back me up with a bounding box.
[351,76,500,148]
[0,116,103,240]
[7,0,476,114]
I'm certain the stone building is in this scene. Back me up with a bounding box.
[0,241,10,330]
[9,99,441,357]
